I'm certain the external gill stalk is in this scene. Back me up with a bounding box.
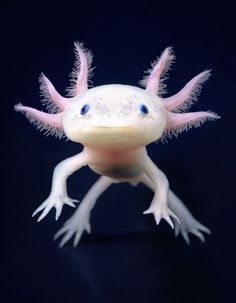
[14,103,64,138]
[164,70,212,112]
[165,111,220,138]
[141,48,220,138]
[66,42,93,97]
[140,46,175,95]
[39,73,69,113]
[14,42,92,138]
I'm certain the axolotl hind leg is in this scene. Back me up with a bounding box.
[54,176,114,247]
[168,190,211,244]
[140,173,211,244]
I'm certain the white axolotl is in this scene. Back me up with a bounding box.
[15,42,220,247]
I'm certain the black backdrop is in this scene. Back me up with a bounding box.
[2,7,235,303]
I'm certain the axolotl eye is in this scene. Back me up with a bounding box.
[80,104,90,115]
[139,104,149,115]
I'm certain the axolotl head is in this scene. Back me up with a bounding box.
[15,42,219,150]
[63,84,167,149]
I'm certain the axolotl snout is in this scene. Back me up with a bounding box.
[15,43,219,247]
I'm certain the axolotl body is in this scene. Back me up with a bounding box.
[15,43,219,247]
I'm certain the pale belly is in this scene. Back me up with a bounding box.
[85,146,146,180]
[89,163,142,179]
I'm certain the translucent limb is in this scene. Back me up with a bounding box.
[143,203,179,229]
[170,190,211,244]
[139,156,179,228]
[54,176,114,247]
[140,173,210,244]
[32,150,89,222]
[32,194,79,222]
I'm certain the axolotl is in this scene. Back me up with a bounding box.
[15,42,219,247]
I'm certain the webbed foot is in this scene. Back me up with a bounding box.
[143,205,180,229]
[32,194,79,222]
[54,214,91,247]
[173,216,211,244]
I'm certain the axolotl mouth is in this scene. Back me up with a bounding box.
[79,125,150,148]
[81,125,142,137]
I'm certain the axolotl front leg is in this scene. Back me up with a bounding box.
[140,155,180,228]
[32,150,89,222]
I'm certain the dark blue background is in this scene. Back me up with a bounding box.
[2,6,235,303]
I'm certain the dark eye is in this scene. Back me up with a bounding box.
[80,104,90,115]
[139,104,149,115]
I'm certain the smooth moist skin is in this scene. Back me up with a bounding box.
[15,42,218,246]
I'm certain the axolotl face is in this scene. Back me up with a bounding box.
[63,84,167,150]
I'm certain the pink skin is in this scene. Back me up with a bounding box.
[39,74,69,111]
[15,44,219,139]
[143,47,175,95]
[67,42,93,97]
[167,112,217,130]
[73,43,92,94]
[164,70,212,112]
[14,104,63,128]
[14,42,220,246]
